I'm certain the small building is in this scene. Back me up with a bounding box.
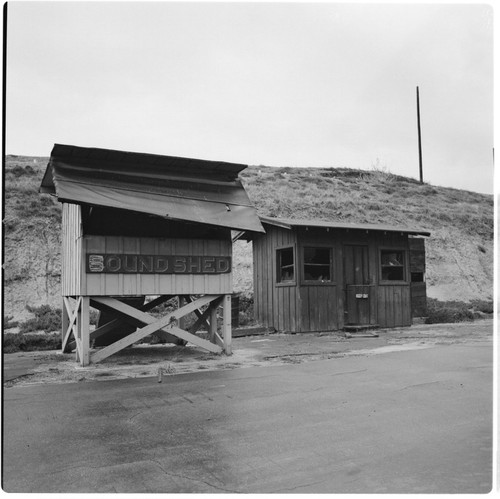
[241,216,430,333]
[40,144,264,365]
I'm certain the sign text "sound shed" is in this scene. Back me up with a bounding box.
[86,254,231,274]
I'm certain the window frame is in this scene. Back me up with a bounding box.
[276,244,297,287]
[379,247,408,284]
[300,244,335,286]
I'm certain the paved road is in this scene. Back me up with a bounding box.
[2,343,492,493]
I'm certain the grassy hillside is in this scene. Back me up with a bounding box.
[235,164,493,302]
[3,156,493,322]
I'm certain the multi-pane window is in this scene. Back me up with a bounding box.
[303,247,332,282]
[380,250,406,281]
[277,247,295,283]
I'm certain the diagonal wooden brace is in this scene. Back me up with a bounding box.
[90,295,223,363]
[62,297,82,353]
[187,296,223,335]
[183,295,211,331]
[65,295,173,352]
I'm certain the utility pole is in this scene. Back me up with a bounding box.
[416,86,424,183]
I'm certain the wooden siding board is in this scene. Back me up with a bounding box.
[122,238,136,295]
[331,287,338,330]
[253,239,259,322]
[300,286,309,332]
[387,287,395,327]
[402,286,412,325]
[377,286,386,327]
[272,228,279,330]
[410,251,426,272]
[259,237,272,327]
[62,203,83,297]
[260,237,267,325]
[335,240,344,328]
[277,286,283,331]
[282,287,288,331]
[260,237,268,325]
[253,239,260,323]
[318,288,325,330]
[394,286,402,326]
[309,286,319,331]
[267,231,273,327]
[289,285,297,331]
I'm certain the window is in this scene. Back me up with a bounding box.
[380,250,406,281]
[303,247,332,282]
[277,247,295,283]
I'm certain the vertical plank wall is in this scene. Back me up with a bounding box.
[253,225,298,331]
[61,203,83,296]
[375,232,412,327]
[82,236,232,296]
[253,226,340,332]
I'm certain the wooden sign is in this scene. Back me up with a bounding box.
[87,254,231,274]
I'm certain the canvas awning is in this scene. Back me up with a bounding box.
[40,144,265,233]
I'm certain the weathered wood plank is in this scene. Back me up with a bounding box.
[167,326,222,354]
[309,286,318,330]
[377,286,387,327]
[394,286,402,326]
[188,297,223,335]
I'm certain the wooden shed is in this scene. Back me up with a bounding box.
[39,144,264,365]
[241,217,430,333]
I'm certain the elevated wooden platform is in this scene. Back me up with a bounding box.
[63,293,232,366]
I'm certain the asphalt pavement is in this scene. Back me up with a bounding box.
[2,342,492,493]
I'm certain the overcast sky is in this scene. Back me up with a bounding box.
[6,1,494,194]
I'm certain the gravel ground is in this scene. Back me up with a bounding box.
[3,319,493,387]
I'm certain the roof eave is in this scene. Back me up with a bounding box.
[259,216,430,237]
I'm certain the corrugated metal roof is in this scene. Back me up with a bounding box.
[260,216,430,236]
[40,144,265,233]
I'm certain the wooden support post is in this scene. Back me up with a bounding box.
[209,302,218,344]
[62,297,69,347]
[223,294,232,355]
[179,295,187,331]
[75,298,81,363]
[80,297,90,366]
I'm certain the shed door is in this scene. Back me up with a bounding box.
[344,245,373,325]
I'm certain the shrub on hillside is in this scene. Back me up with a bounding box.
[3,315,19,329]
[9,164,36,177]
[469,299,494,314]
[238,295,255,326]
[4,332,61,353]
[424,298,483,324]
[20,304,62,333]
